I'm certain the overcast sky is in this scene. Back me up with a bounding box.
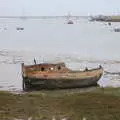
[0,0,120,16]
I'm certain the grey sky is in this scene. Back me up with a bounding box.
[0,0,120,16]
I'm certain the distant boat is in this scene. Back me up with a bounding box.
[16,27,24,30]
[21,62,103,90]
[67,20,74,24]
[108,22,111,26]
[65,12,74,24]
[88,15,106,22]
[114,28,120,32]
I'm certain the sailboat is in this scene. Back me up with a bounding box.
[66,12,74,24]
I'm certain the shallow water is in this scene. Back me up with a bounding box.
[0,17,120,91]
[0,50,120,92]
[0,17,120,59]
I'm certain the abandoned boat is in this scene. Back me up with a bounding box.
[21,62,103,90]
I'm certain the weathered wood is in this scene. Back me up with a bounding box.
[21,62,103,90]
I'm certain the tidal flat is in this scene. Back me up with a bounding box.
[0,87,120,120]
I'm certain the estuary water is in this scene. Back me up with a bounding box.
[0,17,120,91]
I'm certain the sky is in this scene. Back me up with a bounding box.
[0,0,120,16]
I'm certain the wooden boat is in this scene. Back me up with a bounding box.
[21,62,103,90]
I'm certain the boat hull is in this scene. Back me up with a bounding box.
[23,74,102,90]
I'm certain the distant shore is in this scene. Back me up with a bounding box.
[0,16,87,19]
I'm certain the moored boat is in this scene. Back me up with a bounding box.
[16,27,24,30]
[114,28,120,32]
[21,62,103,90]
[67,20,74,24]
